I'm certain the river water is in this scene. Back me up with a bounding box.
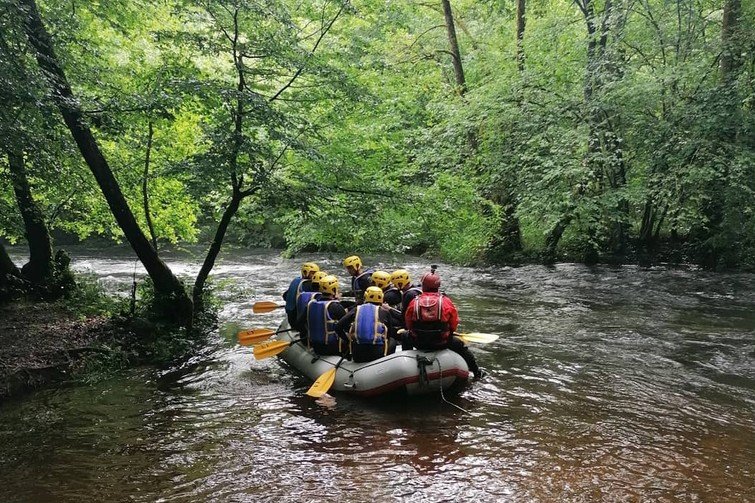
[1,247,753,502]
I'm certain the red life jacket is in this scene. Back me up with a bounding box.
[410,292,451,345]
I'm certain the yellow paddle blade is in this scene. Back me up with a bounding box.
[237,329,275,346]
[457,332,499,344]
[306,367,337,398]
[252,301,286,314]
[252,340,292,360]
[237,328,275,346]
[239,328,276,338]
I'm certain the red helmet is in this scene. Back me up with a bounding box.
[421,273,441,292]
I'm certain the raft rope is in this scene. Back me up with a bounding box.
[434,357,472,415]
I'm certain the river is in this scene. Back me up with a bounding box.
[1,246,753,502]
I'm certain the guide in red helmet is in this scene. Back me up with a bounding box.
[404,266,484,379]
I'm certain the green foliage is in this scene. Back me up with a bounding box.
[0,0,752,270]
[61,274,127,318]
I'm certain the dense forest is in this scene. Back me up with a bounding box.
[1,0,753,312]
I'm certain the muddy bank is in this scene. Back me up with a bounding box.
[0,302,132,401]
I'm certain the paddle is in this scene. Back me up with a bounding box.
[237,327,293,346]
[397,329,499,345]
[252,301,285,314]
[252,338,304,360]
[456,332,499,344]
[306,356,345,398]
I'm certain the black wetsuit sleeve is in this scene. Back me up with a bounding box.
[335,309,355,342]
[329,302,347,322]
[379,307,399,340]
[387,306,404,330]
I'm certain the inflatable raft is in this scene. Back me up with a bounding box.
[274,321,471,397]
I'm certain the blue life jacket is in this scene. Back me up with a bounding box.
[296,291,321,318]
[307,300,339,345]
[350,304,387,348]
[284,276,304,315]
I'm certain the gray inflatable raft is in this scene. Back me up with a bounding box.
[275,321,471,397]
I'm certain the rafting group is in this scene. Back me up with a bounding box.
[277,255,485,380]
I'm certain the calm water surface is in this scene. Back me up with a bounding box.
[1,247,753,502]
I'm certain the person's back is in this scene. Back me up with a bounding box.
[306,275,346,356]
[390,269,421,325]
[283,262,319,326]
[337,287,397,362]
[292,271,326,332]
[405,271,483,379]
[405,289,456,349]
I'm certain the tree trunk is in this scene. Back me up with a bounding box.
[516,0,526,72]
[0,242,21,279]
[142,121,158,251]
[698,0,742,268]
[441,0,466,94]
[487,191,522,261]
[575,0,629,260]
[6,149,54,284]
[193,191,242,307]
[0,241,24,302]
[543,215,572,262]
[21,0,192,325]
[720,0,742,83]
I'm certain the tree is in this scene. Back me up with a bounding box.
[188,0,349,306]
[441,0,466,94]
[6,148,55,285]
[19,0,192,324]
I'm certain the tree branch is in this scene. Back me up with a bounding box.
[269,1,348,102]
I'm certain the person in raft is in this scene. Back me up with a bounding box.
[336,286,398,363]
[404,271,484,379]
[292,270,326,333]
[305,275,347,356]
[283,262,319,326]
[370,271,396,305]
[373,269,407,329]
[343,255,374,305]
[392,269,422,315]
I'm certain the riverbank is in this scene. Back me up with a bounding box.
[0,301,134,401]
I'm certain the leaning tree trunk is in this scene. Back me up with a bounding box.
[193,191,242,307]
[6,148,55,284]
[441,0,466,94]
[20,0,192,325]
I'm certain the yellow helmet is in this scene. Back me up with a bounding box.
[371,270,391,289]
[301,262,319,277]
[391,269,411,289]
[343,255,362,269]
[364,286,384,304]
[319,275,339,296]
[312,271,327,284]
